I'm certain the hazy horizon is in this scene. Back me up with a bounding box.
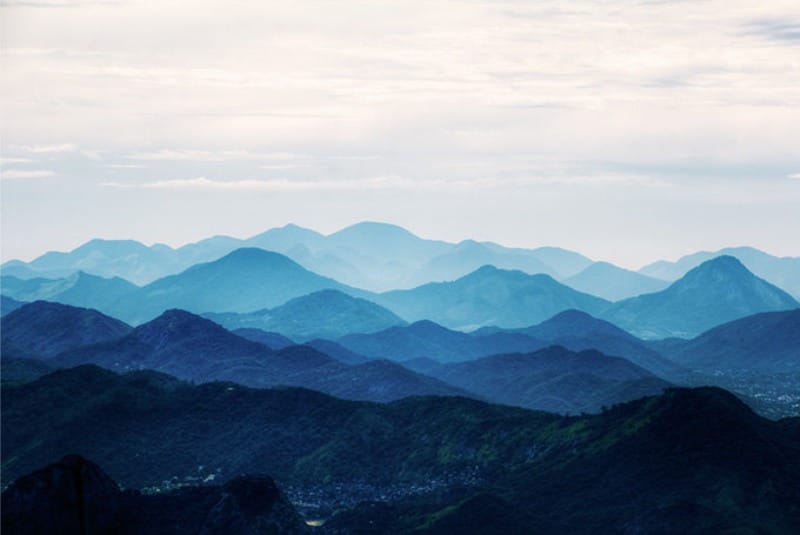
[2,0,799,267]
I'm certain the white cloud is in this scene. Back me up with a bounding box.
[789,173,800,180]
[101,173,665,192]
[16,143,77,154]
[1,169,55,179]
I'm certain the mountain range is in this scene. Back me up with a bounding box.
[420,345,670,414]
[3,366,799,533]
[603,256,799,338]
[376,265,610,330]
[206,289,406,341]
[1,222,592,291]
[640,246,800,299]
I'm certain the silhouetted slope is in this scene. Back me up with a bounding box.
[4,370,799,532]
[426,346,669,414]
[338,320,546,363]
[376,265,609,330]
[232,328,296,349]
[0,295,26,317]
[659,309,800,372]
[0,272,140,318]
[1,455,309,534]
[563,261,669,301]
[515,310,683,378]
[604,256,799,338]
[640,246,800,298]
[1,301,132,358]
[123,248,362,323]
[206,289,405,341]
[1,358,53,385]
[53,310,466,403]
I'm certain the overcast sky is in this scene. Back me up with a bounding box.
[1,0,799,268]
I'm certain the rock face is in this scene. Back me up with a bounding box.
[1,455,309,535]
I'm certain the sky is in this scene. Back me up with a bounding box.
[1,0,799,269]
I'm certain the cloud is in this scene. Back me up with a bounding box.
[0,157,33,164]
[744,19,800,43]
[125,149,304,162]
[101,173,665,192]
[788,173,800,180]
[1,169,55,179]
[16,143,77,154]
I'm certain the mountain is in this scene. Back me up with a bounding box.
[376,265,610,330]
[0,271,141,319]
[1,455,309,534]
[2,222,596,292]
[53,309,466,403]
[424,345,670,414]
[232,328,296,349]
[1,358,53,385]
[124,248,364,324]
[563,261,670,301]
[302,338,372,365]
[11,239,178,285]
[338,320,547,363]
[4,367,799,532]
[603,256,799,339]
[1,301,132,358]
[205,290,405,341]
[0,295,26,316]
[640,246,800,299]
[657,309,800,373]
[508,309,684,378]
[406,240,554,286]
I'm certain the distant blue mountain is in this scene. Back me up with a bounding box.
[639,246,800,299]
[0,272,140,319]
[338,320,547,363]
[50,309,468,402]
[1,301,132,358]
[205,289,405,341]
[481,310,684,379]
[604,256,799,339]
[564,262,669,301]
[1,221,596,292]
[424,345,670,414]
[231,328,296,349]
[375,265,610,330]
[656,310,800,373]
[1,295,26,317]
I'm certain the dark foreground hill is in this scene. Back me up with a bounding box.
[1,455,309,535]
[3,366,799,533]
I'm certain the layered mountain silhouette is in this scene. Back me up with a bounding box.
[0,295,26,317]
[490,310,685,378]
[4,367,799,532]
[1,301,132,358]
[376,265,610,330]
[563,261,669,301]
[603,256,799,338]
[656,309,800,373]
[50,309,467,403]
[337,320,547,363]
[1,222,596,292]
[640,246,800,299]
[1,455,309,534]
[206,289,406,341]
[1,271,139,318]
[423,345,670,414]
